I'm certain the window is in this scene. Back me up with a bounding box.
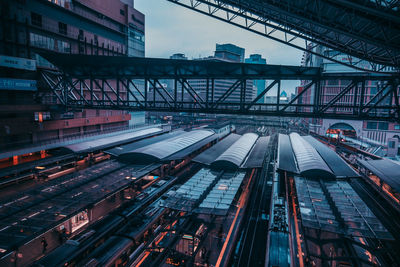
[395,125,400,130]
[31,12,42,27]
[120,9,125,15]
[34,112,51,121]
[378,122,388,130]
[389,141,395,148]
[56,40,70,53]
[58,22,67,35]
[30,32,55,50]
[366,122,378,130]
[48,0,70,9]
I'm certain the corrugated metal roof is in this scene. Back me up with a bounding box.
[289,133,334,179]
[277,134,298,173]
[303,136,359,178]
[64,127,163,153]
[193,134,241,165]
[212,133,258,170]
[119,130,214,162]
[241,136,270,168]
[164,134,219,161]
[106,131,184,157]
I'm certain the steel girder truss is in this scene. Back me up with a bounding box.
[167,0,400,73]
[40,70,400,122]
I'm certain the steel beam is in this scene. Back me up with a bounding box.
[39,69,400,122]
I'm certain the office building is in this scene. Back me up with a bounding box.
[245,54,267,103]
[299,45,400,151]
[0,0,145,151]
[189,44,254,103]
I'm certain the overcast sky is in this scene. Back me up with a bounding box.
[135,0,303,94]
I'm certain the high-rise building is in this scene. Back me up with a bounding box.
[215,43,245,62]
[299,45,400,151]
[188,44,254,103]
[0,0,145,150]
[245,54,267,103]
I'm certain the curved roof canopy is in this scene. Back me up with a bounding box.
[358,158,400,193]
[64,127,162,153]
[119,130,214,163]
[212,133,258,170]
[289,133,335,179]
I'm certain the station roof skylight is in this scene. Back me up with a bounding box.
[197,172,246,215]
[295,176,392,240]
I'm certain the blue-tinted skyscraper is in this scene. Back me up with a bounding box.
[245,54,267,103]
[215,43,245,62]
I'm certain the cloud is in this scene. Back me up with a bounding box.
[135,0,303,92]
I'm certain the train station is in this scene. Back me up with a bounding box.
[1,0,400,267]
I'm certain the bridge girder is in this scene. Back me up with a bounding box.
[40,72,400,123]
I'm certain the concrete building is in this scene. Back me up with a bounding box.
[245,54,267,103]
[299,45,400,153]
[189,44,254,103]
[215,43,245,62]
[0,0,145,153]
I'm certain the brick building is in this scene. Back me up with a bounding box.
[297,45,400,154]
[0,0,145,150]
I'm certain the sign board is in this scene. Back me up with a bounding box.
[0,78,37,91]
[0,55,36,71]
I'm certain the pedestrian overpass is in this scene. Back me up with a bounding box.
[40,52,399,122]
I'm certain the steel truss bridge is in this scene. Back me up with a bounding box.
[167,0,400,73]
[40,53,400,122]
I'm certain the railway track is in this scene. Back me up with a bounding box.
[231,136,276,267]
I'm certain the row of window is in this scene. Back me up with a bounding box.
[366,121,389,130]
[30,32,71,53]
[31,12,68,36]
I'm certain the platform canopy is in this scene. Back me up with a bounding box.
[303,136,359,178]
[194,133,269,170]
[63,127,163,153]
[118,130,215,163]
[193,134,241,165]
[277,134,298,173]
[289,133,335,179]
[295,177,392,240]
[357,158,400,193]
[196,172,246,216]
[212,133,259,170]
[163,168,219,212]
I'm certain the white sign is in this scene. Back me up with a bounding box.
[0,55,36,71]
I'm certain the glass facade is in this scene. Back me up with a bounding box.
[127,27,145,57]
